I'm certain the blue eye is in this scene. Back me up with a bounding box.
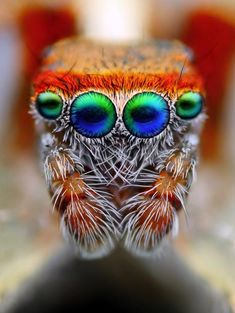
[70,92,117,138]
[123,92,170,138]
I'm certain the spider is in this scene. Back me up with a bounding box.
[30,38,206,258]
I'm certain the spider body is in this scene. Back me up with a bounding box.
[31,39,206,258]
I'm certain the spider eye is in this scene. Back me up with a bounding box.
[123,92,170,138]
[175,92,204,119]
[35,91,63,120]
[70,92,117,138]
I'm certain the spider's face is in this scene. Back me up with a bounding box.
[31,39,206,258]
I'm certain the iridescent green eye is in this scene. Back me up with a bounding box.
[176,92,203,120]
[70,92,117,138]
[123,92,170,138]
[36,91,63,120]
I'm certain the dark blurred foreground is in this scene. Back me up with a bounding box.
[1,246,232,313]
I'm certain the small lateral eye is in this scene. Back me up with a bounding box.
[175,92,204,120]
[35,91,63,120]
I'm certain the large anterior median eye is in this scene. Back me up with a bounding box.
[176,92,203,120]
[70,92,117,138]
[35,91,63,120]
[123,92,170,138]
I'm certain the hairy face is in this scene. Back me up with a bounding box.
[31,39,206,258]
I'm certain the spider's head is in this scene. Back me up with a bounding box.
[31,39,206,258]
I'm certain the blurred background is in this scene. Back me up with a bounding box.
[0,0,234,312]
